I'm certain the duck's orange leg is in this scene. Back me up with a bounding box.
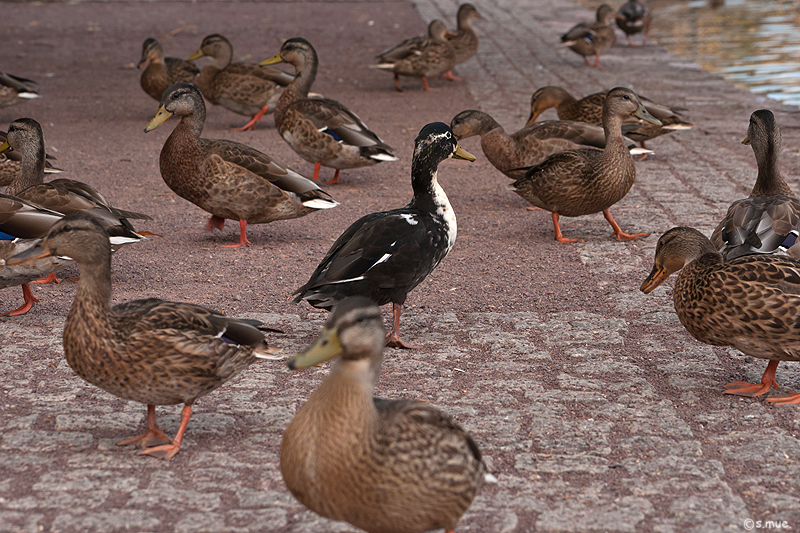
[323,170,341,185]
[441,70,462,82]
[552,213,582,243]
[312,162,322,181]
[385,303,417,349]
[31,272,61,284]
[233,104,269,131]
[117,405,172,449]
[421,77,432,91]
[139,405,192,460]
[603,210,649,241]
[724,360,780,397]
[394,73,403,92]
[1,283,39,317]
[218,220,251,248]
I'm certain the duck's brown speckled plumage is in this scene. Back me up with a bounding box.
[145,83,336,247]
[1,118,151,232]
[560,4,617,68]
[450,110,606,180]
[137,38,199,102]
[264,38,396,183]
[282,297,492,533]
[641,226,800,405]
[447,3,482,64]
[527,86,693,147]
[373,20,457,91]
[0,71,38,109]
[711,110,800,260]
[7,213,280,457]
[616,0,652,46]
[509,87,660,242]
[0,129,62,187]
[188,34,295,130]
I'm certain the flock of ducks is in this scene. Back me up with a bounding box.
[2,0,799,530]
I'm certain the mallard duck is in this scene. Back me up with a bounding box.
[144,83,337,247]
[1,193,70,316]
[294,122,474,349]
[527,86,693,149]
[372,20,457,91]
[0,129,62,187]
[0,71,38,109]
[188,34,297,131]
[282,296,494,532]
[1,118,151,234]
[137,37,200,102]
[450,109,651,180]
[616,0,652,46]
[560,4,617,69]
[641,226,800,405]
[711,110,800,260]
[7,213,281,458]
[445,4,483,74]
[262,38,397,184]
[508,87,660,242]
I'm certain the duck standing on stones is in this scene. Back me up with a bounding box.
[442,3,484,81]
[262,38,397,184]
[0,71,38,109]
[7,213,282,458]
[293,123,474,349]
[526,86,693,150]
[641,226,800,405]
[137,37,200,102]
[560,4,617,69]
[144,83,337,248]
[187,34,295,131]
[508,87,661,243]
[282,296,495,533]
[616,0,652,46]
[372,20,457,92]
[711,109,800,260]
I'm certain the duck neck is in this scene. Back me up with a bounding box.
[601,109,628,154]
[410,165,457,248]
[66,247,114,343]
[750,141,791,197]
[8,137,46,194]
[275,53,317,125]
[210,45,233,70]
[176,106,206,141]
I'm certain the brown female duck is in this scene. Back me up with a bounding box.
[282,296,494,533]
[527,86,693,149]
[262,38,397,184]
[451,109,609,179]
[442,3,484,81]
[641,226,800,405]
[372,20,457,91]
[508,87,661,242]
[137,37,199,102]
[616,0,652,46]
[560,4,617,69]
[187,34,295,131]
[711,109,800,260]
[0,129,61,187]
[0,71,38,109]
[8,213,281,458]
[145,83,337,247]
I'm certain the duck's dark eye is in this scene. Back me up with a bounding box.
[622,94,630,100]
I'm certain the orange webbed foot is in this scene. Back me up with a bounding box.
[117,428,172,449]
[767,393,800,406]
[385,331,417,350]
[723,380,778,398]
[612,231,649,241]
[138,443,182,460]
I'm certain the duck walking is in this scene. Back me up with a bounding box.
[442,3,484,81]
[560,4,617,68]
[294,122,474,349]
[616,0,652,46]
[508,87,660,242]
[262,38,397,183]
[641,226,800,405]
[8,213,281,458]
[711,109,800,260]
[187,34,295,131]
[145,83,337,248]
[282,296,494,533]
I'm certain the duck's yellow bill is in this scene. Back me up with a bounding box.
[454,145,476,162]
[186,49,205,61]
[287,326,343,370]
[144,106,174,133]
[260,54,283,67]
[640,265,668,294]
[0,141,9,153]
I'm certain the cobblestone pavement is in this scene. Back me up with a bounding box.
[2,0,800,532]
